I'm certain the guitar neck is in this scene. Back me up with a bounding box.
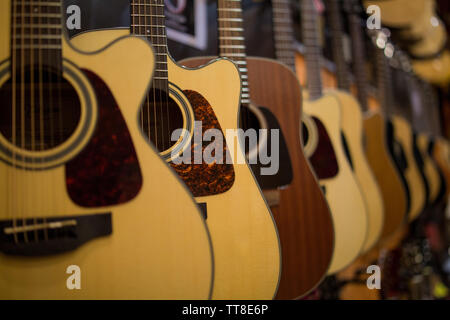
[271,0,296,71]
[375,46,393,115]
[326,0,350,91]
[217,0,250,104]
[345,0,369,111]
[11,0,63,70]
[130,0,168,89]
[301,0,323,100]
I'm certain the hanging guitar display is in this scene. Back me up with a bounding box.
[0,0,215,299]
[181,0,335,300]
[71,0,282,300]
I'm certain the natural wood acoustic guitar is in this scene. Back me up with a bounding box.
[300,0,368,275]
[0,0,214,299]
[346,0,408,243]
[180,0,335,299]
[326,0,384,253]
[71,0,281,300]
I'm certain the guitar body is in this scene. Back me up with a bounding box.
[416,134,441,204]
[390,115,426,221]
[303,92,368,274]
[180,56,334,299]
[73,30,281,300]
[432,138,450,199]
[364,111,408,241]
[297,55,382,252]
[0,8,213,298]
[332,91,384,252]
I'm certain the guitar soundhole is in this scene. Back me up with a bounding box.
[302,123,309,147]
[0,67,81,151]
[139,88,184,153]
[240,105,263,152]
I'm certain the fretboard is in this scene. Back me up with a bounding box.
[301,0,323,100]
[345,0,369,111]
[375,47,393,114]
[272,0,296,71]
[326,0,350,91]
[11,0,63,69]
[217,0,250,105]
[130,0,168,88]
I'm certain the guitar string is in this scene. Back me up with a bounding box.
[302,0,323,100]
[144,0,152,153]
[220,0,250,139]
[11,0,18,243]
[55,0,64,231]
[157,0,169,152]
[161,0,171,152]
[20,0,28,243]
[39,0,49,241]
[149,0,158,151]
[46,0,57,243]
[273,0,296,71]
[29,0,37,242]
[154,0,166,152]
[136,1,146,148]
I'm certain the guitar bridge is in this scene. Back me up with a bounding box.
[4,220,78,235]
[0,213,112,256]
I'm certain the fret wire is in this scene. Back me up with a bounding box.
[272,0,296,70]
[218,0,250,102]
[301,0,323,99]
[11,0,63,59]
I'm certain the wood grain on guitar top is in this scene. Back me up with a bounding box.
[170,90,235,197]
[1,22,214,298]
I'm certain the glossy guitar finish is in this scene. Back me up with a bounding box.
[390,115,426,221]
[181,0,335,299]
[432,138,450,199]
[246,57,334,299]
[416,134,442,204]
[180,56,334,300]
[364,111,408,241]
[0,0,214,299]
[72,29,281,300]
[326,0,384,253]
[303,92,367,274]
[300,0,367,274]
[333,91,384,252]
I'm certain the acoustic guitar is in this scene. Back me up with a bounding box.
[413,79,448,204]
[432,137,450,200]
[71,0,281,300]
[395,57,443,207]
[0,0,214,299]
[326,0,384,253]
[181,0,335,299]
[372,35,427,223]
[300,0,368,274]
[346,1,408,243]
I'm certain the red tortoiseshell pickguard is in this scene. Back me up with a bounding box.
[170,90,235,197]
[65,70,142,207]
[308,117,339,179]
